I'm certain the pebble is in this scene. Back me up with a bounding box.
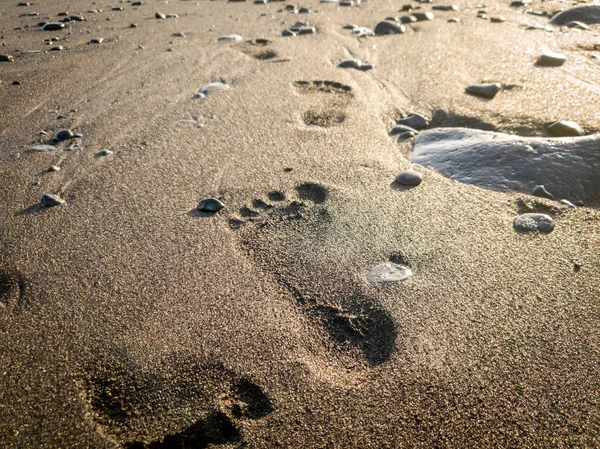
[0,54,14,62]
[550,5,600,25]
[400,15,417,23]
[197,198,225,213]
[12,80,22,85]
[374,21,406,35]
[448,17,460,22]
[90,38,104,44]
[296,26,316,35]
[282,29,296,37]
[413,12,435,21]
[397,131,416,143]
[548,120,583,137]
[54,129,74,141]
[433,5,459,11]
[166,13,179,18]
[532,185,554,200]
[132,1,144,5]
[402,4,413,11]
[48,165,61,172]
[510,0,531,6]
[338,59,373,70]
[96,149,113,156]
[513,213,555,233]
[366,263,413,284]
[490,16,506,22]
[41,193,65,207]
[396,169,423,186]
[28,144,57,152]
[397,113,429,130]
[43,22,65,31]
[352,27,375,37]
[299,7,311,13]
[390,124,419,135]
[70,15,85,22]
[194,81,230,99]
[465,82,501,99]
[343,24,358,29]
[49,45,64,51]
[172,32,185,37]
[217,34,243,41]
[537,50,566,67]
[155,12,166,19]
[87,10,99,14]
[566,21,589,29]
[112,7,124,11]
[559,199,576,208]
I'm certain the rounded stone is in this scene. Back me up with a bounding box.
[413,12,435,21]
[48,165,61,172]
[366,263,413,284]
[155,12,166,19]
[537,51,566,67]
[397,113,429,130]
[390,124,418,135]
[54,129,74,141]
[374,21,406,35]
[41,193,65,207]
[548,120,583,137]
[197,198,225,213]
[43,22,65,31]
[396,169,423,186]
[0,54,14,62]
[465,83,501,99]
[513,213,555,233]
[96,149,113,156]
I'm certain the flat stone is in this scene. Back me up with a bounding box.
[41,193,65,207]
[0,54,14,62]
[96,149,113,156]
[90,38,103,44]
[28,144,57,152]
[412,127,600,201]
[155,12,166,19]
[548,120,583,137]
[559,199,575,208]
[551,5,600,24]
[338,59,373,70]
[490,16,506,22]
[374,21,406,35]
[49,45,64,51]
[43,22,65,31]
[510,0,531,6]
[299,7,311,13]
[48,165,61,172]
[397,113,429,130]
[166,13,179,18]
[413,12,435,20]
[465,82,501,99]
[396,169,423,186]
[343,24,358,29]
[433,5,459,11]
[54,129,74,141]
[366,263,413,284]
[197,198,225,213]
[282,29,297,36]
[566,21,589,29]
[400,15,417,23]
[217,34,243,41]
[532,185,554,200]
[513,213,555,233]
[537,51,566,67]
[70,15,85,21]
[397,131,416,143]
[194,81,230,99]
[390,124,418,135]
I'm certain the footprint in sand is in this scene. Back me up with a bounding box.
[239,39,280,61]
[293,80,353,127]
[79,350,273,448]
[0,268,29,313]
[228,182,397,367]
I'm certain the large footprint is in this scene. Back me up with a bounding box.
[229,182,397,367]
[293,80,353,128]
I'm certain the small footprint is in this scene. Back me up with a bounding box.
[293,81,353,127]
[229,183,397,366]
[0,268,29,312]
[239,39,279,60]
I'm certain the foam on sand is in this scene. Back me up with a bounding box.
[412,127,600,201]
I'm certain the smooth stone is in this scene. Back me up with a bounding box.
[366,263,412,284]
[537,51,566,67]
[254,0,267,3]
[338,59,373,70]
[197,198,225,213]
[194,81,230,98]
[396,169,423,186]
[448,17,460,22]
[97,149,113,156]
[559,199,576,208]
[432,4,459,11]
[297,26,316,35]
[26,11,39,16]
[132,1,144,5]
[172,32,185,37]
[343,24,358,29]
[548,120,583,137]
[48,165,61,172]
[413,12,435,20]
[551,5,600,24]
[397,131,416,143]
[352,27,375,37]
[41,193,65,207]
[566,21,589,29]
[43,22,65,31]
[397,113,429,130]
[282,29,297,36]
[532,185,554,200]
[400,15,417,23]
[465,82,501,99]
[299,7,311,13]
[12,81,22,85]
[217,34,243,41]
[166,13,179,18]
[412,127,600,201]
[390,124,418,135]
[402,4,413,11]
[49,45,64,51]
[90,38,103,44]
[0,54,14,62]
[87,10,99,13]
[513,213,554,233]
[510,0,531,6]
[54,129,74,141]
[28,144,57,152]
[155,12,166,19]
[490,16,506,22]
[374,21,406,35]
[112,7,124,11]
[70,15,85,21]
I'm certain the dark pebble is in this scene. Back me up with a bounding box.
[537,51,566,67]
[532,185,554,200]
[396,169,423,186]
[0,54,14,62]
[54,128,74,141]
[374,20,406,35]
[413,12,435,20]
[41,193,65,207]
[155,12,166,19]
[197,198,225,213]
[513,213,554,233]
[43,22,65,31]
[465,82,501,99]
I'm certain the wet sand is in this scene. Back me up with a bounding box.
[1,0,600,447]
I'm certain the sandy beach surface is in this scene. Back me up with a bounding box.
[1,0,600,447]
